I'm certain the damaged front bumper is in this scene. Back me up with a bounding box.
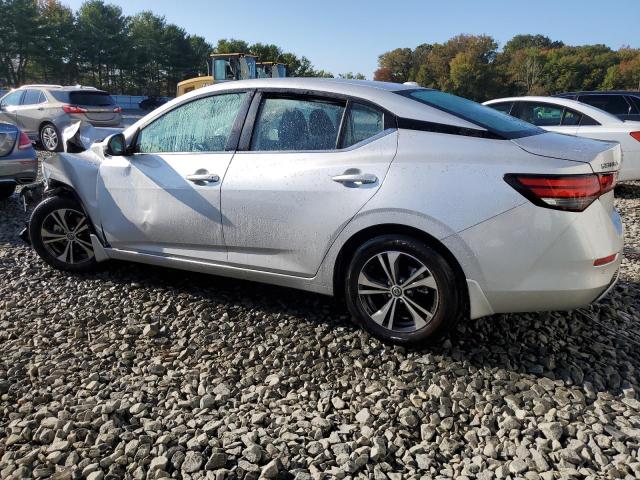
[18,181,46,244]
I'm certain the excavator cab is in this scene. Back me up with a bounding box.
[211,53,257,81]
[256,62,287,78]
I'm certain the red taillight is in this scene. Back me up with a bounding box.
[62,105,87,114]
[594,253,617,266]
[113,106,122,113]
[630,131,640,142]
[504,172,617,212]
[18,131,32,150]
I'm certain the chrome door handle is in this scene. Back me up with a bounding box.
[332,173,378,185]
[186,173,219,183]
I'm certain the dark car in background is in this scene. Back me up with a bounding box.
[0,122,37,199]
[139,96,171,111]
[0,85,122,152]
[554,91,640,121]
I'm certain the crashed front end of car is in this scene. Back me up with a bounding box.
[19,121,122,243]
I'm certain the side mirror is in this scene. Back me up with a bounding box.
[105,133,126,156]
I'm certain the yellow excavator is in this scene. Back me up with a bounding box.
[177,53,287,96]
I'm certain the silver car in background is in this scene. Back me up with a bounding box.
[0,122,37,199]
[25,78,623,344]
[0,85,122,152]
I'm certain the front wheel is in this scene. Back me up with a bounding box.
[0,184,16,199]
[344,235,462,344]
[29,195,97,272]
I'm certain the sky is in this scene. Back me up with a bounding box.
[63,0,640,78]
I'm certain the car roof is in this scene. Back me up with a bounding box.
[125,78,485,135]
[18,84,108,93]
[555,91,640,96]
[484,96,624,125]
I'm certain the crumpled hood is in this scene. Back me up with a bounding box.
[62,121,123,153]
[511,131,622,173]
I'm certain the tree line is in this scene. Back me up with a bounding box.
[374,34,640,101]
[0,0,360,96]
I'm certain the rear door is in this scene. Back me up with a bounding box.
[14,89,44,136]
[97,91,251,261]
[221,92,397,276]
[511,101,579,135]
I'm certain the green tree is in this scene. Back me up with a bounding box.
[374,48,413,83]
[338,72,366,80]
[0,0,42,86]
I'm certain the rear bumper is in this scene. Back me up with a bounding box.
[452,200,623,318]
[0,154,38,185]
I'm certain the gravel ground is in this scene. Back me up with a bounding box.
[1,151,639,480]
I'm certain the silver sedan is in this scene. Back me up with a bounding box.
[25,78,623,344]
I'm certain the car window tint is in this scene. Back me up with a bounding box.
[562,109,581,126]
[628,96,640,113]
[579,115,600,126]
[137,93,246,153]
[488,102,513,114]
[38,91,47,103]
[251,97,345,151]
[578,95,631,115]
[22,89,42,105]
[68,92,115,106]
[515,102,563,126]
[342,103,384,148]
[1,90,23,106]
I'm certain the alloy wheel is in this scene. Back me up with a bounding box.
[40,208,94,264]
[357,250,439,332]
[41,126,58,151]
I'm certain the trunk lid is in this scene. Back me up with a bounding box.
[512,131,622,174]
[512,132,622,213]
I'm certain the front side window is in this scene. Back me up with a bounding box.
[1,90,23,107]
[22,89,43,105]
[578,95,631,115]
[250,97,345,151]
[514,102,563,126]
[137,93,246,153]
[398,90,542,139]
[342,103,384,148]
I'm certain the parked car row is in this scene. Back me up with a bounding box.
[21,78,624,344]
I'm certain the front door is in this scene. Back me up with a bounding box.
[221,94,398,276]
[97,91,249,262]
[0,90,23,126]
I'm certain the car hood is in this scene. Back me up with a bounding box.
[62,121,123,153]
[511,131,622,174]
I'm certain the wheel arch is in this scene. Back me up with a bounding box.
[332,223,470,316]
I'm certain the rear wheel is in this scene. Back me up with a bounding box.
[29,196,97,272]
[40,123,62,152]
[344,235,462,344]
[0,184,16,199]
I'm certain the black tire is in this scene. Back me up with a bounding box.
[29,195,98,273]
[344,235,462,345]
[39,123,62,152]
[0,184,16,199]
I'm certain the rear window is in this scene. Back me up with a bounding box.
[578,94,631,115]
[51,90,115,107]
[397,90,543,139]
